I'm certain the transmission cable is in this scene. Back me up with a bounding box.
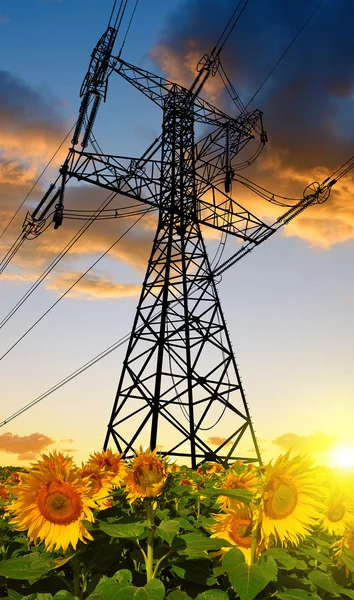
[118,0,140,57]
[245,0,325,109]
[212,0,251,54]
[0,331,132,428]
[0,190,125,330]
[0,206,155,362]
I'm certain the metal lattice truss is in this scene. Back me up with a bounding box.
[25,29,273,466]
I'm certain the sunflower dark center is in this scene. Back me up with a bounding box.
[37,481,83,525]
[264,477,298,520]
[229,517,253,548]
[327,503,346,522]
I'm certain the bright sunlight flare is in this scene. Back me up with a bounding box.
[331,444,354,469]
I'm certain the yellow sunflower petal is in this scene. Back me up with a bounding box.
[8,451,96,552]
[257,452,326,548]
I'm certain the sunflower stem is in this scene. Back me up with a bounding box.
[250,506,258,565]
[152,549,174,579]
[71,555,82,600]
[145,501,156,582]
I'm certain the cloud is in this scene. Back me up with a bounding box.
[1,176,156,292]
[272,431,337,454]
[0,432,55,461]
[151,0,354,247]
[46,270,141,300]
[205,436,232,447]
[0,70,69,166]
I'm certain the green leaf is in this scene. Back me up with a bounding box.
[341,590,354,600]
[296,546,331,565]
[113,580,165,600]
[195,591,228,600]
[222,547,246,574]
[114,570,133,584]
[86,579,122,600]
[99,520,147,540]
[0,552,56,580]
[307,537,330,548]
[166,591,192,600]
[294,560,308,571]
[275,591,321,600]
[170,486,191,496]
[341,548,354,573]
[174,517,196,531]
[308,570,341,596]
[267,548,297,570]
[53,592,77,600]
[200,488,253,504]
[156,520,180,545]
[227,563,269,600]
[258,554,278,584]
[142,579,165,600]
[180,533,231,558]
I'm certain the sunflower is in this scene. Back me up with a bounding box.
[197,462,224,478]
[79,463,114,510]
[9,452,96,552]
[332,521,354,575]
[0,483,9,512]
[218,464,260,511]
[209,505,261,564]
[8,472,25,485]
[125,447,169,503]
[257,451,325,548]
[33,450,74,473]
[321,486,354,535]
[87,448,128,487]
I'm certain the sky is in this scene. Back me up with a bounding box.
[0,0,353,470]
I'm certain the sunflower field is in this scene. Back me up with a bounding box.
[0,449,354,600]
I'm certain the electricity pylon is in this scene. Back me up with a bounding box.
[24,23,332,467]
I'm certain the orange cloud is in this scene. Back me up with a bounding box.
[0,432,55,460]
[46,270,141,300]
[272,431,337,454]
[205,436,232,447]
[0,71,70,167]
[150,2,354,249]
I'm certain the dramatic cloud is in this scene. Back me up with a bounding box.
[0,431,55,461]
[0,70,69,166]
[272,431,337,454]
[152,0,354,247]
[1,177,156,298]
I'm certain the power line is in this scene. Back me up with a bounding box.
[0,206,154,362]
[118,0,140,57]
[0,190,125,329]
[0,332,131,428]
[245,0,325,108]
[213,0,251,54]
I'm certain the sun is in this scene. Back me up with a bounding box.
[331,445,354,469]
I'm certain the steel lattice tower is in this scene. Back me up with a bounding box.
[26,22,331,467]
[102,88,261,466]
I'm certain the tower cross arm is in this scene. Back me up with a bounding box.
[65,148,161,208]
[111,57,234,126]
[197,182,275,242]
